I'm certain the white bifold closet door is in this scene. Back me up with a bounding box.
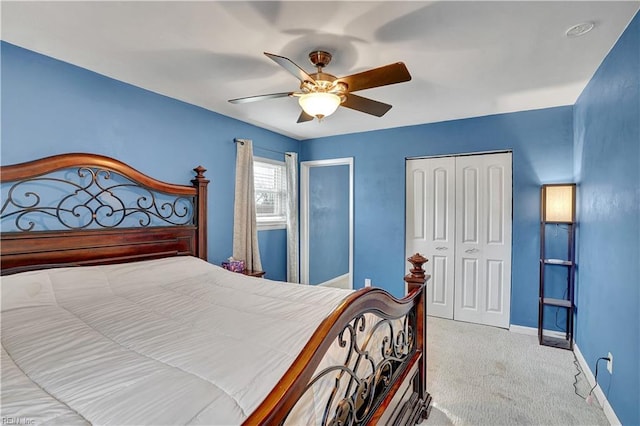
[406,152,512,328]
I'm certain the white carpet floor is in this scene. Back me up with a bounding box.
[423,317,609,426]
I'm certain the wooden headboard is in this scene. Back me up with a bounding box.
[0,153,209,274]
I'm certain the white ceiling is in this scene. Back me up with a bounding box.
[2,1,638,140]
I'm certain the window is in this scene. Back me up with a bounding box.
[254,157,287,230]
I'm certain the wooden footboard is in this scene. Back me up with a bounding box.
[245,254,431,425]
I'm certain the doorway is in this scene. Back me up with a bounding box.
[405,152,512,328]
[301,158,354,289]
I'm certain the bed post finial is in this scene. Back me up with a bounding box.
[404,253,428,288]
[193,165,207,180]
[192,166,209,261]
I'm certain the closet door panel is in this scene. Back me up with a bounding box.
[480,154,512,327]
[455,153,512,328]
[486,259,505,313]
[461,167,479,244]
[487,165,505,244]
[432,255,449,305]
[406,157,455,319]
[460,257,479,310]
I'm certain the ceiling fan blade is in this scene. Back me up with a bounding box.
[337,62,411,93]
[228,92,293,104]
[341,94,392,117]
[297,110,314,123]
[264,52,317,84]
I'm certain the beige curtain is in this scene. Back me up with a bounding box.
[233,138,262,271]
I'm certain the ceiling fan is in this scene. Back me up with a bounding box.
[228,51,412,123]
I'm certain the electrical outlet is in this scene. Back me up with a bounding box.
[364,278,372,287]
[607,352,613,374]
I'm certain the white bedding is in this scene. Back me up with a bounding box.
[0,256,353,425]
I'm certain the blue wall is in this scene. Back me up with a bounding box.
[573,12,639,426]
[308,164,350,284]
[301,107,574,329]
[1,41,298,280]
[258,229,287,281]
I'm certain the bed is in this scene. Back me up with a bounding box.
[0,153,431,425]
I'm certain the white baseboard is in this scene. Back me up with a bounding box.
[509,324,538,336]
[573,343,621,426]
[509,324,565,339]
[317,273,351,289]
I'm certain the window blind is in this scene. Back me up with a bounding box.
[254,159,286,225]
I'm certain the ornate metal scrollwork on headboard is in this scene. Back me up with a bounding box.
[1,166,195,232]
[283,310,416,425]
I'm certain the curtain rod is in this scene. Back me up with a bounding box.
[234,139,292,156]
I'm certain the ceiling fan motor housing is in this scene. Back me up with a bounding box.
[308,50,332,68]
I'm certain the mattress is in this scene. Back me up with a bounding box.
[0,256,353,425]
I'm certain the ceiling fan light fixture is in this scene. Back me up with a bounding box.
[298,92,341,120]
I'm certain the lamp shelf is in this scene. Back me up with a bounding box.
[542,258,573,266]
[540,335,572,350]
[542,297,572,308]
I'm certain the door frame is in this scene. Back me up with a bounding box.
[406,149,512,162]
[301,157,354,288]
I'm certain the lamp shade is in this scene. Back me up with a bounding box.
[298,93,341,119]
[542,184,575,222]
